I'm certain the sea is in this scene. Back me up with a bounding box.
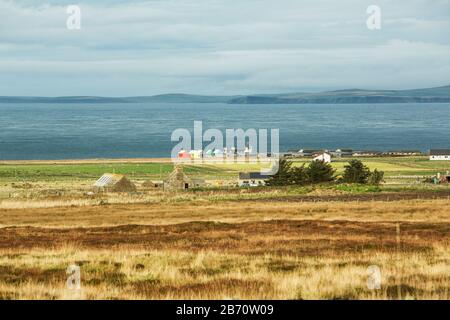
[0,102,449,160]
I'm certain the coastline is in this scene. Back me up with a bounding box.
[0,157,174,165]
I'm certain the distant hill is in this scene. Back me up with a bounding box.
[0,94,239,104]
[1,85,449,104]
[125,94,240,103]
[228,85,450,104]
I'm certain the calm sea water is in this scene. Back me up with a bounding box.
[0,103,449,160]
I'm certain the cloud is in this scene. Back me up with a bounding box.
[0,0,449,95]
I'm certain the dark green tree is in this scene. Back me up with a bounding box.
[368,169,385,185]
[291,164,309,185]
[342,159,371,183]
[306,160,335,183]
[265,158,293,186]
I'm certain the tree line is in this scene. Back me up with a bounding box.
[266,159,384,186]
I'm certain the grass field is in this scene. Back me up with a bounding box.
[0,156,449,300]
[1,156,449,182]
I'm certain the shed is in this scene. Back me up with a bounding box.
[93,174,136,192]
[238,172,268,187]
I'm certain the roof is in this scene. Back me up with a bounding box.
[386,150,422,153]
[165,166,192,185]
[94,174,124,187]
[239,172,269,180]
[298,149,322,153]
[354,150,382,154]
[314,152,331,156]
[430,149,450,156]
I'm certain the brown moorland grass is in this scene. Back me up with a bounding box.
[0,220,448,253]
[0,242,448,299]
[0,196,448,299]
[0,198,449,228]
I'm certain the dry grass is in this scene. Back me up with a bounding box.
[0,170,449,299]
[0,244,447,300]
[0,213,448,300]
[0,198,449,228]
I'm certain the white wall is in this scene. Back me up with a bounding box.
[314,153,331,163]
[430,155,450,160]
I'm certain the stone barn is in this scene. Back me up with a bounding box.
[164,166,204,190]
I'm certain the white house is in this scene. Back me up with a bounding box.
[313,152,331,163]
[429,149,450,161]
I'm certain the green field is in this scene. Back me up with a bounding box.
[1,156,448,182]
[292,156,450,177]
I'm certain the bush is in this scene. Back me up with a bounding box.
[265,158,293,186]
[266,159,336,186]
[342,159,371,184]
[291,164,309,185]
[306,160,335,183]
[368,169,384,185]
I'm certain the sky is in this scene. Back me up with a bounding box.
[0,0,449,96]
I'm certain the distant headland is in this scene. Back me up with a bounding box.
[1,84,450,104]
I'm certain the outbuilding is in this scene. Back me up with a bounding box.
[93,173,137,193]
[238,172,268,187]
[429,149,450,161]
[164,166,206,190]
[313,152,331,163]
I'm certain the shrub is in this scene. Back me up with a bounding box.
[342,159,371,184]
[265,158,293,186]
[306,160,335,183]
[369,169,384,185]
[291,164,309,185]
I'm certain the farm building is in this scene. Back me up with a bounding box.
[238,172,268,187]
[189,150,203,159]
[142,180,164,189]
[178,149,191,159]
[331,149,353,157]
[164,166,206,190]
[93,174,136,192]
[384,150,422,156]
[297,149,322,157]
[353,150,382,157]
[429,149,450,161]
[313,152,331,163]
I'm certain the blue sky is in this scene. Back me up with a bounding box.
[0,0,449,96]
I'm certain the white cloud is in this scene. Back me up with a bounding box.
[0,0,449,95]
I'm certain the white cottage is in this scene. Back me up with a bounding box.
[313,152,331,163]
[429,149,450,161]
